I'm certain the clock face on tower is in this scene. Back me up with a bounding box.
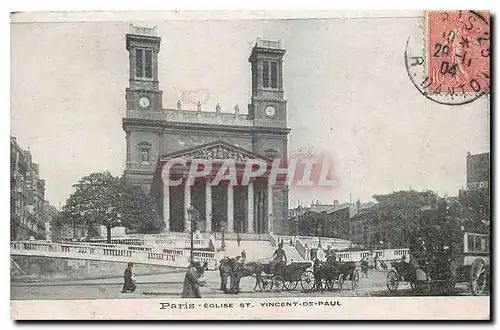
[265,106,276,118]
[138,97,151,109]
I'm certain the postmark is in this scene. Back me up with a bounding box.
[405,11,490,105]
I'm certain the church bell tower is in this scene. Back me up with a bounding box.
[123,25,163,191]
[125,24,163,113]
[248,39,287,128]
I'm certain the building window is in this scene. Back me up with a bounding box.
[15,199,20,216]
[145,50,153,78]
[271,62,278,88]
[135,48,153,78]
[263,61,269,88]
[262,60,278,89]
[136,49,143,77]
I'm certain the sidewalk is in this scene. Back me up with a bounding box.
[11,270,221,287]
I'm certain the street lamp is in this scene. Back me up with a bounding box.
[316,213,323,247]
[187,205,198,262]
[219,221,227,251]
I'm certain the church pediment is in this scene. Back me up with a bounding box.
[183,145,254,162]
[160,140,272,163]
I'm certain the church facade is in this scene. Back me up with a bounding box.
[122,25,291,235]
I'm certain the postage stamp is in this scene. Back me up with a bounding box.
[405,11,490,105]
[10,10,490,320]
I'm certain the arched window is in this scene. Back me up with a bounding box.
[138,142,152,164]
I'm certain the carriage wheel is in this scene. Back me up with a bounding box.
[410,281,418,292]
[424,282,431,294]
[284,280,298,291]
[300,270,315,292]
[386,270,399,292]
[470,258,487,296]
[261,277,274,292]
[337,274,344,291]
[445,277,456,293]
[273,276,284,293]
[351,270,360,290]
[325,279,334,291]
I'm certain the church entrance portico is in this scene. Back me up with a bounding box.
[151,141,279,234]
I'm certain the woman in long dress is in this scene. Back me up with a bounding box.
[121,262,136,293]
[181,261,207,298]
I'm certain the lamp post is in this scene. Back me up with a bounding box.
[316,213,322,247]
[187,205,198,263]
[220,221,227,251]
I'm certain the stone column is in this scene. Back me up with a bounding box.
[227,183,234,233]
[247,180,254,233]
[267,183,273,233]
[184,177,191,233]
[205,177,212,233]
[163,178,170,232]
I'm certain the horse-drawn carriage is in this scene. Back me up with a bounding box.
[386,225,490,296]
[259,261,314,292]
[309,255,360,292]
[220,253,360,294]
[257,256,360,293]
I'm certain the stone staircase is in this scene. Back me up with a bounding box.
[212,239,276,263]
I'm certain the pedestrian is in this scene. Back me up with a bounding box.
[316,243,326,262]
[121,262,136,293]
[241,249,247,266]
[360,257,369,278]
[374,254,379,270]
[237,234,241,247]
[219,256,231,293]
[229,256,243,294]
[181,261,207,298]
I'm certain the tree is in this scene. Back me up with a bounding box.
[62,171,163,242]
[459,188,490,234]
[63,172,127,242]
[61,193,87,239]
[371,190,441,247]
[121,184,164,234]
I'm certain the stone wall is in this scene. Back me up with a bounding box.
[11,256,178,283]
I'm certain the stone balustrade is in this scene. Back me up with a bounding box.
[290,237,408,264]
[71,237,208,250]
[10,241,217,270]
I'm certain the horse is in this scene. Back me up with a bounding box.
[218,258,241,294]
[218,259,269,292]
[314,257,357,291]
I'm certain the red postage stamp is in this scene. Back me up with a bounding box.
[426,11,490,94]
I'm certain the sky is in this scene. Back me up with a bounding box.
[11,12,490,209]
